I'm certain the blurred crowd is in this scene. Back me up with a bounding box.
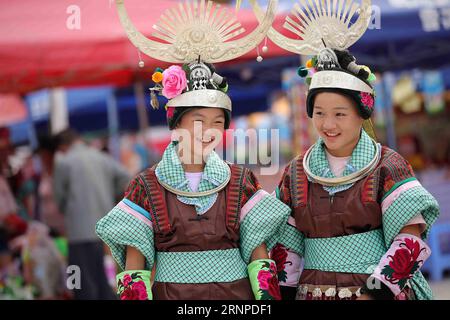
[0,126,134,300]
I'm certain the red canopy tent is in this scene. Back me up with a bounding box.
[0,0,292,94]
[0,94,28,125]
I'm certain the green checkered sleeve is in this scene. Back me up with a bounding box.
[240,192,291,263]
[381,185,438,300]
[277,223,305,256]
[382,185,439,247]
[96,204,155,271]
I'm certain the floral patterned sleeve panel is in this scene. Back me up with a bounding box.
[371,233,431,297]
[116,270,152,300]
[270,160,305,288]
[270,243,303,288]
[247,259,281,300]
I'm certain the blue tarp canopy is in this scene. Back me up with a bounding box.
[236,0,450,70]
[353,0,450,70]
[9,81,275,144]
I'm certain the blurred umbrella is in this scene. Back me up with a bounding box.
[0,94,28,126]
[0,0,288,94]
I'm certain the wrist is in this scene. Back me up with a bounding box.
[360,277,395,300]
[116,270,152,300]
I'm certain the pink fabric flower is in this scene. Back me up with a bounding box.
[257,270,272,291]
[131,281,149,300]
[403,238,423,261]
[269,262,277,274]
[388,248,416,281]
[162,65,187,99]
[271,244,288,274]
[268,275,282,300]
[360,92,374,110]
[122,274,132,287]
[166,106,175,119]
[120,287,139,300]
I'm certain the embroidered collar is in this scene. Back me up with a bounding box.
[155,141,230,215]
[308,130,376,179]
[305,130,380,194]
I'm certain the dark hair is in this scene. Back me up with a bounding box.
[306,87,371,119]
[0,227,9,254]
[36,134,57,153]
[54,128,79,148]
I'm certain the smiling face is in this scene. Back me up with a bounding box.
[312,92,364,157]
[174,107,225,167]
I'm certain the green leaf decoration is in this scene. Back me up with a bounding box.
[182,64,190,74]
[278,270,287,283]
[260,290,274,301]
[398,278,407,290]
[410,262,420,275]
[381,265,394,279]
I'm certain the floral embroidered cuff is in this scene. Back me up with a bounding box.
[247,259,281,300]
[270,243,302,287]
[370,233,431,297]
[116,270,152,300]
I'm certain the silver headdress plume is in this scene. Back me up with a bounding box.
[115,0,278,64]
[252,0,372,55]
[114,0,278,111]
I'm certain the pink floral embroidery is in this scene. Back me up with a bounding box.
[120,287,139,300]
[122,274,132,287]
[381,238,426,290]
[360,92,374,110]
[117,272,149,300]
[270,244,289,282]
[257,270,272,290]
[131,281,149,300]
[256,261,282,300]
[166,107,175,120]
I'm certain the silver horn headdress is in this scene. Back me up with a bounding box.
[252,0,375,92]
[114,0,278,128]
[116,0,278,64]
[253,0,372,55]
[254,0,377,139]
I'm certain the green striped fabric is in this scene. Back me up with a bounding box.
[96,205,155,271]
[382,185,439,245]
[154,248,248,283]
[240,194,291,263]
[303,229,385,273]
[278,224,305,256]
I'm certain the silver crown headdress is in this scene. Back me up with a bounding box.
[252,0,374,93]
[114,0,278,111]
[253,0,372,55]
[253,0,377,139]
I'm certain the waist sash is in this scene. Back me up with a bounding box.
[154,248,248,283]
